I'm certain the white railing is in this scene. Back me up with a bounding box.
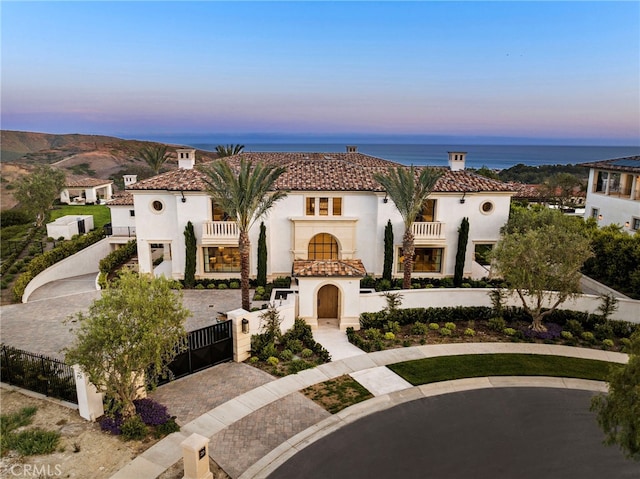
[202,221,239,240]
[412,222,445,239]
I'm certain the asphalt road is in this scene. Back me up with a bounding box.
[268,387,640,479]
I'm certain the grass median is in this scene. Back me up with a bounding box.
[387,354,621,386]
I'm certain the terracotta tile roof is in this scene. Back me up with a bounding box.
[127,152,515,194]
[577,156,640,174]
[293,259,367,277]
[107,192,134,206]
[65,175,113,188]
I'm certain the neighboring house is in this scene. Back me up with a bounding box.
[110,147,514,283]
[60,176,113,205]
[579,156,640,233]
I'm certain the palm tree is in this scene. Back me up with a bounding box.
[138,144,171,175]
[373,166,442,289]
[201,158,287,310]
[215,144,245,157]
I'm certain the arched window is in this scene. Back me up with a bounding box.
[308,233,338,260]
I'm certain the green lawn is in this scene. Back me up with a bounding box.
[388,354,621,385]
[50,205,111,229]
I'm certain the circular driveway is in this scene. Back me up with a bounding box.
[268,387,640,479]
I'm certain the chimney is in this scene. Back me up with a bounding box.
[448,152,466,171]
[346,145,358,153]
[177,148,196,170]
[123,175,137,186]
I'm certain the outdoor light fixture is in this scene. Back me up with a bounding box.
[242,318,249,334]
[383,193,388,203]
[460,192,466,204]
[598,214,603,221]
[625,221,630,228]
[180,191,187,203]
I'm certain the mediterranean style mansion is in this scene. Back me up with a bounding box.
[107,147,515,289]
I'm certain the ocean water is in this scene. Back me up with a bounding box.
[185,143,639,170]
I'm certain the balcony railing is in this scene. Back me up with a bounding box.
[104,225,136,237]
[202,221,239,242]
[412,222,445,239]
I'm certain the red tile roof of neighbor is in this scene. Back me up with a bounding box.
[578,156,640,174]
[65,176,113,187]
[293,259,367,277]
[126,152,516,193]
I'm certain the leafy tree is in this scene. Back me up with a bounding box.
[591,332,640,461]
[373,166,442,289]
[215,144,245,157]
[137,144,171,175]
[539,173,585,210]
[65,271,189,418]
[14,165,66,227]
[184,221,196,288]
[257,222,267,287]
[473,166,500,180]
[491,207,593,331]
[201,158,287,310]
[383,220,394,281]
[582,225,640,300]
[454,217,469,287]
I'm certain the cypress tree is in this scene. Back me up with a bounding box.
[184,221,196,288]
[454,217,470,287]
[257,222,267,287]
[383,220,394,281]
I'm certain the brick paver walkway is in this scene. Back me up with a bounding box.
[209,392,331,478]
[149,363,275,424]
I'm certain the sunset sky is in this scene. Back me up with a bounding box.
[1,1,639,145]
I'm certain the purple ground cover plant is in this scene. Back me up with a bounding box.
[521,322,563,341]
[134,398,171,426]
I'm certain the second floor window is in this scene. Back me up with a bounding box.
[415,199,436,222]
[306,197,343,217]
[212,201,232,221]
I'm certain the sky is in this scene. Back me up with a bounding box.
[1,1,639,145]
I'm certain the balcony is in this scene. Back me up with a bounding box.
[202,221,239,243]
[412,222,445,240]
[104,225,136,237]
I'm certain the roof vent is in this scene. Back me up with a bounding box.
[123,174,137,186]
[346,145,358,153]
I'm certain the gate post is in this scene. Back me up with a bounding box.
[181,433,213,479]
[72,365,104,421]
[227,308,251,363]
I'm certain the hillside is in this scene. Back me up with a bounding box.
[0,130,218,209]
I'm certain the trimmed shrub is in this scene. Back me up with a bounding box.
[439,328,452,336]
[280,349,293,361]
[444,322,456,331]
[581,331,596,343]
[267,356,279,366]
[411,322,429,335]
[300,348,313,358]
[503,328,517,336]
[217,283,228,289]
[561,331,574,340]
[429,323,440,330]
[120,416,148,441]
[564,319,584,337]
[229,281,240,289]
[385,320,401,334]
[602,339,614,349]
[384,332,396,340]
[464,328,476,337]
[488,317,506,332]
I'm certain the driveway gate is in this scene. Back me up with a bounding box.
[157,320,233,385]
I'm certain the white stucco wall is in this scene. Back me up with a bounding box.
[22,238,110,302]
[359,288,640,324]
[583,168,640,231]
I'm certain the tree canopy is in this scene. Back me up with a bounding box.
[65,271,189,418]
[491,206,593,331]
[14,165,66,227]
[591,332,640,461]
[137,144,171,175]
[215,144,245,157]
[201,158,287,310]
[373,166,442,289]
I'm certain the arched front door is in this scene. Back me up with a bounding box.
[317,284,339,319]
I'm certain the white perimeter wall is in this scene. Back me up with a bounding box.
[359,288,640,324]
[22,238,111,302]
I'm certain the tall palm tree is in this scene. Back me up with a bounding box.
[138,144,171,175]
[201,158,287,310]
[374,166,442,289]
[215,144,245,157]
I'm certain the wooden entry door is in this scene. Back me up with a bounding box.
[317,284,339,318]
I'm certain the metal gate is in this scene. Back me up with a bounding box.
[157,320,233,386]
